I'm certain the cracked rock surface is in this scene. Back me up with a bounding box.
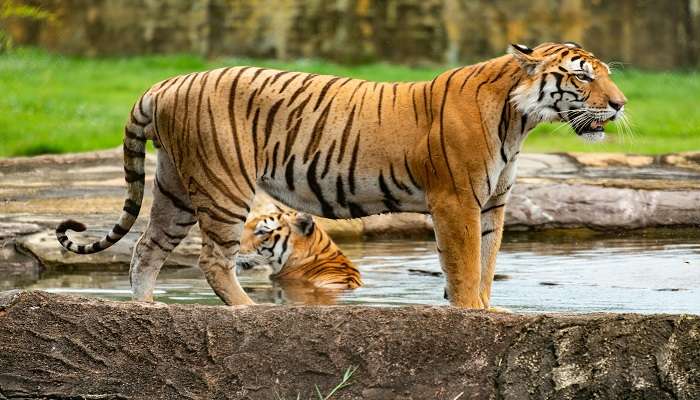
[0,291,698,399]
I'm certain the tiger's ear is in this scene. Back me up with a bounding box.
[293,213,315,236]
[509,43,543,75]
[563,41,582,49]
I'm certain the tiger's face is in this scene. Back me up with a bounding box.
[510,42,627,141]
[236,211,316,274]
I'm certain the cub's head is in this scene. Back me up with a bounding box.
[236,211,317,274]
[510,42,627,141]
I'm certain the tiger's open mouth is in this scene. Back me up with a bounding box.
[571,117,612,142]
[573,119,607,135]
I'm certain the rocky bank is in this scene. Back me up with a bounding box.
[1,149,699,274]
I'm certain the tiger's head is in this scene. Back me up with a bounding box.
[509,42,627,141]
[236,210,318,274]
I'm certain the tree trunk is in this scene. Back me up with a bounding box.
[0,291,698,399]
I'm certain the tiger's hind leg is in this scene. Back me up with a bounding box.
[197,213,255,305]
[130,151,197,301]
[186,169,256,305]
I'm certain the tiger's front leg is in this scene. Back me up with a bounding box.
[430,194,484,309]
[479,161,518,308]
[479,202,506,309]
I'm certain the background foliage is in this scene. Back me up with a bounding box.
[0,0,52,52]
[1,49,698,157]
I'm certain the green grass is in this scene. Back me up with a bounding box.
[274,366,357,400]
[1,48,698,157]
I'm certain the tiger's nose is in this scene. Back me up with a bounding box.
[609,99,626,111]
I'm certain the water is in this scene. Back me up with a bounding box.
[11,229,700,314]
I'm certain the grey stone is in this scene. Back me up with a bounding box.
[507,183,700,230]
[0,243,41,290]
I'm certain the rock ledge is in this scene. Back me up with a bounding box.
[0,291,698,399]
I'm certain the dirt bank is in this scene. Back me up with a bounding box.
[0,291,697,399]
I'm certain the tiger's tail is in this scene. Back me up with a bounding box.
[56,93,154,254]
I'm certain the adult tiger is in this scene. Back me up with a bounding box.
[56,42,626,308]
[236,210,362,289]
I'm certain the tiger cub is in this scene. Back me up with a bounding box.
[237,211,362,289]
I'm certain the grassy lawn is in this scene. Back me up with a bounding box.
[1,48,698,157]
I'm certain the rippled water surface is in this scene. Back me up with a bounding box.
[12,229,700,313]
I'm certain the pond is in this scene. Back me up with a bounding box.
[9,229,700,314]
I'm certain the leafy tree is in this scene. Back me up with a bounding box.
[0,0,53,52]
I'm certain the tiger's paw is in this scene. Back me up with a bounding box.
[443,288,487,309]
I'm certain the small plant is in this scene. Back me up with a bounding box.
[274,366,358,400]
[314,366,357,400]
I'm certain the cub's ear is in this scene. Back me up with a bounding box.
[258,201,285,215]
[293,213,315,236]
[509,43,542,75]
